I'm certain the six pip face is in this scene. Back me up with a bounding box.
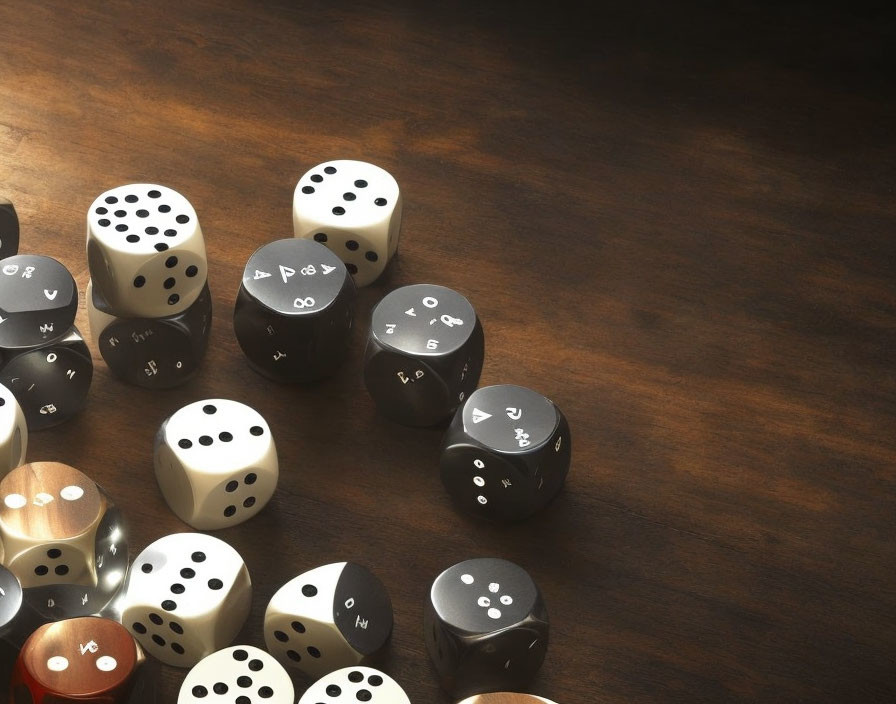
[86,184,206,317]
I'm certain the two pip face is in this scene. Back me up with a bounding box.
[293,160,402,287]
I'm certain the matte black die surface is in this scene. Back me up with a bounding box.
[0,199,19,260]
[364,284,484,426]
[440,385,571,521]
[0,254,77,350]
[424,557,549,698]
[0,328,93,430]
[233,238,356,382]
[93,282,212,389]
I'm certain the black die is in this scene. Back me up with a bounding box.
[0,327,93,430]
[0,198,19,260]
[424,557,549,698]
[363,284,484,426]
[233,239,355,382]
[89,280,212,389]
[0,254,78,350]
[440,385,571,521]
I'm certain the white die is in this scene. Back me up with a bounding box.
[178,645,294,703]
[154,399,278,530]
[299,666,410,704]
[120,532,252,667]
[457,696,560,704]
[86,184,207,318]
[264,562,393,679]
[293,160,402,287]
[0,382,26,479]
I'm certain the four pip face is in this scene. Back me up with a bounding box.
[0,163,568,701]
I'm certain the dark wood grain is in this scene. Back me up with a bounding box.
[1,1,894,702]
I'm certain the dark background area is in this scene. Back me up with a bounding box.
[1,1,894,702]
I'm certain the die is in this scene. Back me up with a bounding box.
[0,254,78,350]
[458,695,559,704]
[440,385,571,521]
[154,399,278,530]
[233,238,356,382]
[293,160,402,287]
[364,283,484,426]
[263,562,393,679]
[0,462,128,619]
[424,557,549,698]
[178,645,294,704]
[0,197,19,260]
[297,666,411,704]
[0,327,93,430]
[87,279,212,389]
[11,616,144,703]
[86,184,207,318]
[120,532,252,667]
[0,381,27,479]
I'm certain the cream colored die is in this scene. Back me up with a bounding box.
[264,562,393,679]
[293,160,402,287]
[121,532,251,667]
[0,382,26,480]
[154,399,278,530]
[178,645,294,703]
[298,666,410,704]
[86,184,207,318]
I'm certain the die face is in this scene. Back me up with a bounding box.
[426,558,549,697]
[264,562,393,678]
[0,255,77,349]
[0,382,27,479]
[178,645,293,704]
[121,532,251,667]
[0,463,128,619]
[293,160,402,287]
[441,386,571,521]
[154,399,278,530]
[0,564,24,634]
[0,198,20,260]
[86,184,207,318]
[14,617,141,700]
[88,280,212,389]
[0,328,93,430]
[233,239,355,382]
[298,666,410,704]
[364,284,484,426]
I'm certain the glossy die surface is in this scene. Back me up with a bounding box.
[264,561,393,679]
[458,695,559,704]
[11,617,143,703]
[0,327,93,430]
[120,532,251,667]
[154,399,278,530]
[0,381,27,479]
[424,557,549,698]
[88,280,212,389]
[364,284,484,426]
[293,160,402,287]
[0,198,19,260]
[298,666,410,704]
[0,254,77,350]
[233,238,355,382]
[178,645,293,704]
[440,385,571,521]
[86,184,206,318]
[0,462,128,619]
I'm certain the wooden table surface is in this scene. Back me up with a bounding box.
[1,1,894,702]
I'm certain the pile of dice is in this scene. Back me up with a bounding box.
[0,161,571,703]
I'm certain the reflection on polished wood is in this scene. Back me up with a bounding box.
[0,1,893,702]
